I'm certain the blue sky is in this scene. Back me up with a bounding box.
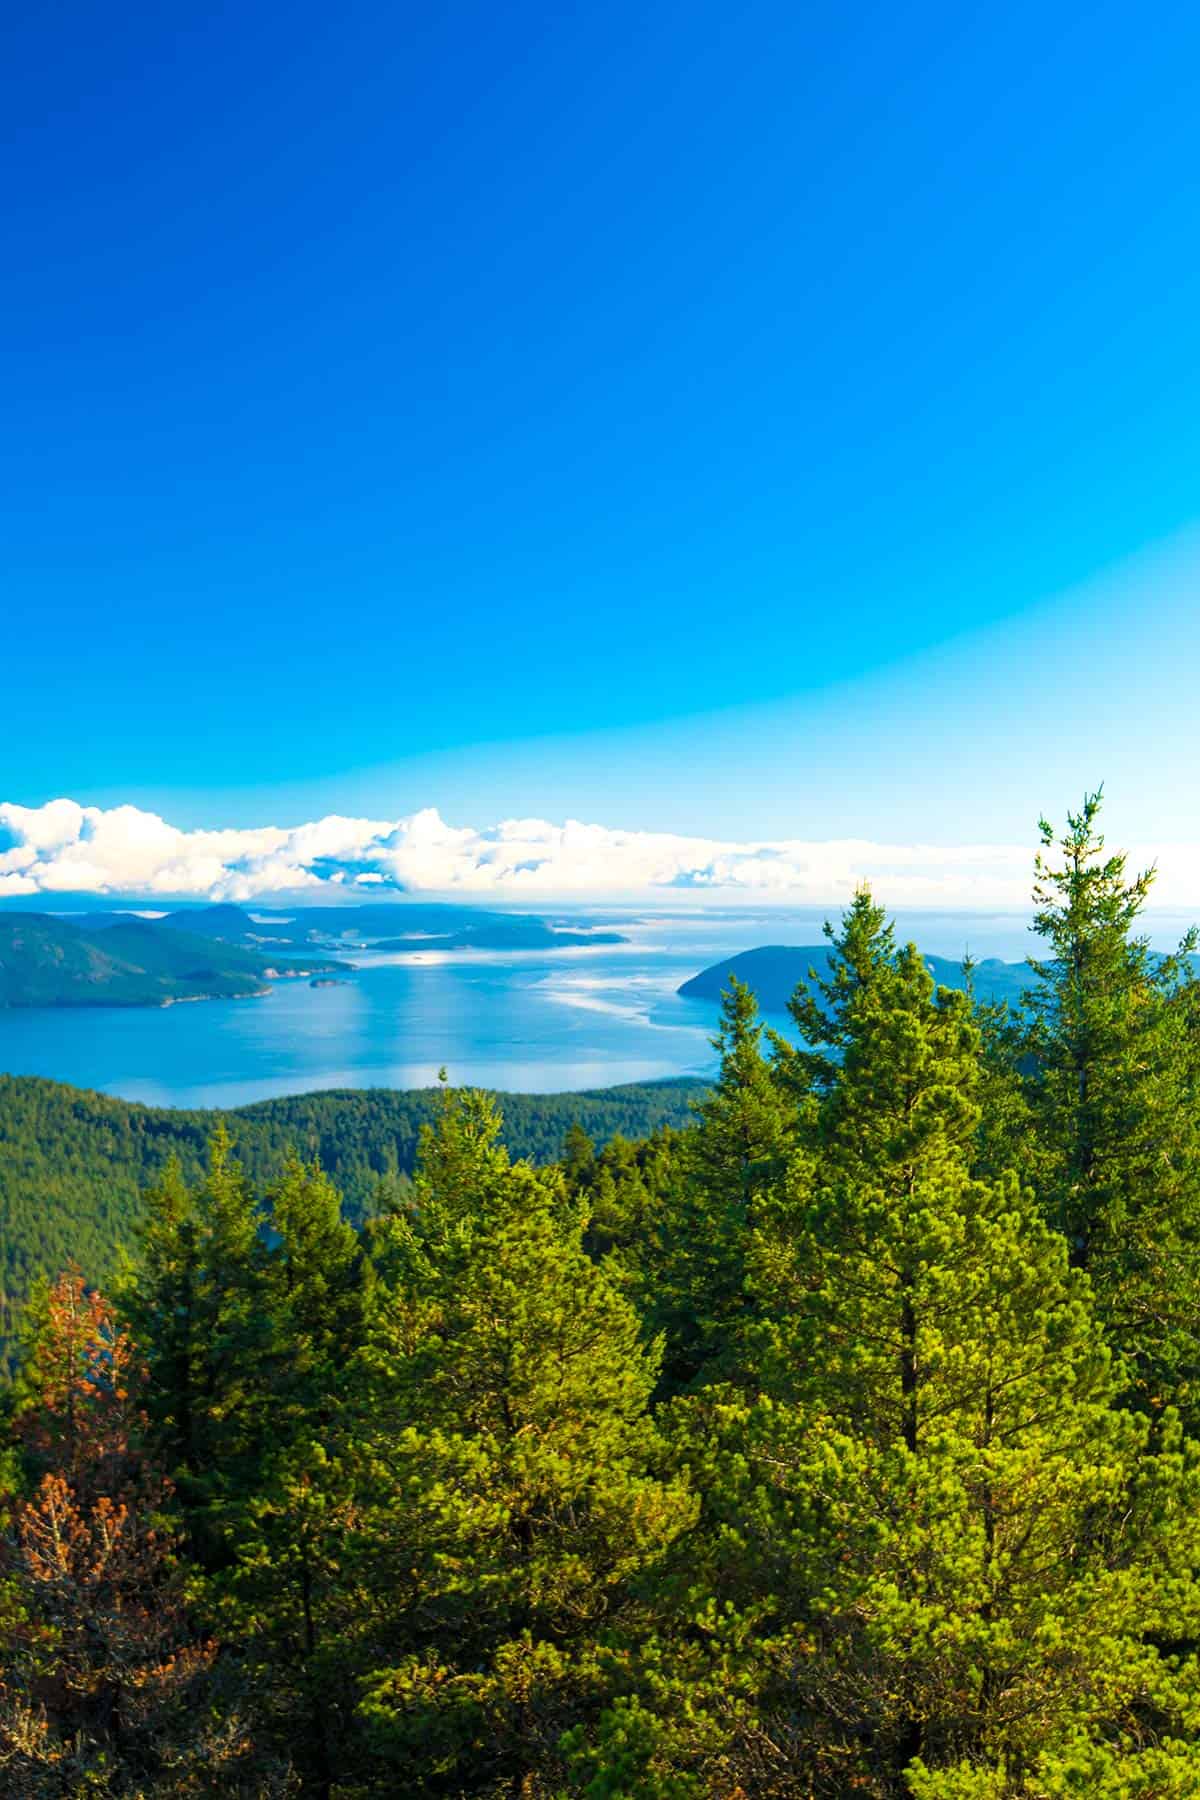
[7,0,1200,855]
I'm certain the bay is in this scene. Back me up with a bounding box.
[0,908,1044,1108]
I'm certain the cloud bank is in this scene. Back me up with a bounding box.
[2,798,1198,911]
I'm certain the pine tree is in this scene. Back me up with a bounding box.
[692,1193,1200,1796]
[646,977,794,1391]
[121,1153,198,1479]
[121,1127,267,1557]
[266,1155,366,1407]
[629,897,1200,1798]
[1021,791,1200,1410]
[771,884,899,1101]
[214,1158,367,1797]
[754,937,982,1430]
[344,1092,695,1797]
[692,977,794,1206]
[568,1127,684,1268]
[562,1120,597,1186]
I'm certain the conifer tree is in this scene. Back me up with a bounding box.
[692,977,794,1204]
[689,1193,1200,1796]
[1022,791,1200,1408]
[121,1127,267,1555]
[753,936,982,1427]
[647,976,794,1391]
[121,1153,198,1476]
[772,884,899,1101]
[562,1119,597,1186]
[344,1092,695,1797]
[214,1158,367,1796]
[623,897,1200,1798]
[266,1155,366,1409]
[569,1127,684,1267]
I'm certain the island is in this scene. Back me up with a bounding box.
[0,901,629,1008]
[0,915,348,1008]
[677,944,1038,1014]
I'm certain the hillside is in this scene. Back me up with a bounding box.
[677,943,1036,1012]
[0,1071,705,1372]
[0,914,347,1007]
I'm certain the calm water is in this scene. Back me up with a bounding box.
[0,919,740,1107]
[0,909,1044,1108]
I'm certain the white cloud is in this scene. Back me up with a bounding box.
[2,797,1199,910]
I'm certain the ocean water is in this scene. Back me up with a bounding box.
[0,909,1043,1109]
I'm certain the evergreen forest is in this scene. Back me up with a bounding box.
[0,1076,703,1377]
[6,793,1200,1797]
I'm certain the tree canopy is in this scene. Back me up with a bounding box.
[5,792,1200,1796]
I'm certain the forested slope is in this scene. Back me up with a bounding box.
[0,1073,704,1369]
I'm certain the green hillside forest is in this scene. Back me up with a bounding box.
[0,1075,704,1370]
[7,795,1200,1795]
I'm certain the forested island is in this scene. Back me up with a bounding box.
[0,915,348,1008]
[5,795,1200,1795]
[678,942,1038,1011]
[0,902,627,1008]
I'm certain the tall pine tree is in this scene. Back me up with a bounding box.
[616,897,1200,1798]
[121,1127,268,1559]
[345,1092,696,1797]
[1021,790,1200,1410]
[646,976,794,1392]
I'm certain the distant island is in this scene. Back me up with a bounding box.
[0,915,348,1008]
[77,900,627,956]
[369,922,626,952]
[80,900,627,956]
[0,901,628,1008]
[677,944,1037,1013]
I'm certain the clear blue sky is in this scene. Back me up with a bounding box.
[7,0,1200,844]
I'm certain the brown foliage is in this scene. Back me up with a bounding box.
[0,1269,289,1795]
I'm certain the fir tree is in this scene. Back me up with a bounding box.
[647,976,794,1391]
[346,1093,695,1796]
[215,1158,368,1795]
[1022,790,1200,1409]
[121,1127,267,1556]
[630,898,1200,1798]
